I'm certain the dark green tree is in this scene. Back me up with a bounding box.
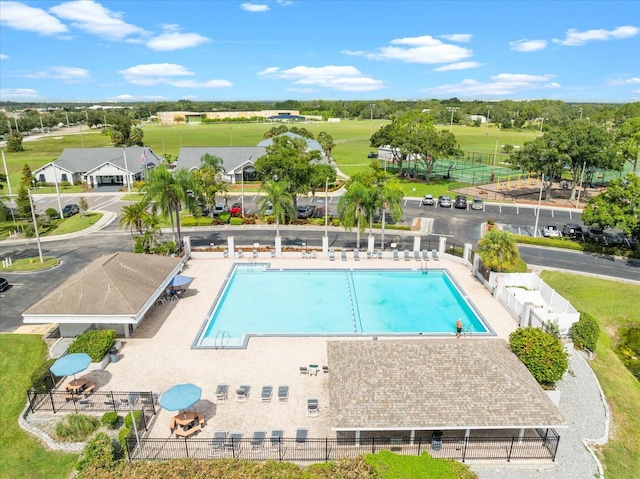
[16,185,32,218]
[509,327,568,387]
[6,133,24,152]
[21,164,33,187]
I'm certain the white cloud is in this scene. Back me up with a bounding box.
[422,73,559,97]
[609,77,640,85]
[108,94,167,101]
[119,63,231,88]
[0,88,40,100]
[350,35,472,64]
[0,1,68,35]
[50,0,146,41]
[147,31,211,51]
[553,25,639,46]
[241,3,269,12]
[509,39,547,52]
[0,53,8,60]
[24,66,90,81]
[434,61,482,71]
[258,65,384,92]
[440,33,472,43]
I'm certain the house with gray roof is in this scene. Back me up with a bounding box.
[23,252,184,338]
[33,146,163,188]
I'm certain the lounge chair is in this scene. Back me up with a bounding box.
[295,427,308,448]
[307,398,319,417]
[393,249,399,261]
[414,250,421,261]
[270,248,276,258]
[329,248,335,261]
[223,249,229,258]
[235,385,250,401]
[404,249,411,261]
[261,385,273,403]
[140,391,158,405]
[322,365,329,374]
[311,251,317,259]
[341,250,347,261]
[237,249,243,258]
[270,429,284,450]
[104,399,120,410]
[377,250,383,260]
[277,385,289,402]
[78,398,91,409]
[211,430,227,453]
[251,430,266,450]
[215,383,229,401]
[366,250,373,260]
[354,249,360,261]
[308,364,319,376]
[225,432,243,453]
[432,249,440,261]
[252,248,258,259]
[299,366,309,375]
[422,250,430,261]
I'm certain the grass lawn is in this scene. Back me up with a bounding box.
[540,271,640,479]
[0,257,57,271]
[0,335,77,479]
[48,213,102,235]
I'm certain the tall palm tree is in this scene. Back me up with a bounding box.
[477,229,520,272]
[376,180,404,250]
[317,131,335,160]
[337,180,373,249]
[257,180,295,237]
[144,165,197,246]
[119,198,150,237]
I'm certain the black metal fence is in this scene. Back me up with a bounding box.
[27,389,158,416]
[125,431,559,463]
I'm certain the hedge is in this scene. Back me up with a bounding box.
[509,327,568,387]
[67,329,116,362]
[100,412,119,429]
[571,312,600,352]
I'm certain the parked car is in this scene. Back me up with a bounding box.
[212,204,230,216]
[367,152,378,158]
[0,277,8,292]
[438,195,452,208]
[587,226,605,242]
[263,202,273,215]
[454,195,468,209]
[422,194,434,206]
[471,197,484,210]
[297,205,316,219]
[229,203,242,216]
[562,224,584,239]
[62,204,79,217]
[542,225,560,237]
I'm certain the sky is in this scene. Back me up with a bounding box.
[0,0,639,103]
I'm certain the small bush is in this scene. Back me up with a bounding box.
[229,217,243,225]
[100,412,119,429]
[76,432,116,472]
[45,207,60,219]
[509,327,568,387]
[118,426,130,454]
[219,212,231,223]
[332,219,341,227]
[242,216,256,224]
[55,413,100,442]
[123,410,142,429]
[67,329,116,362]
[571,312,600,352]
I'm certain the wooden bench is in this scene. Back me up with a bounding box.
[174,425,200,438]
[82,381,95,396]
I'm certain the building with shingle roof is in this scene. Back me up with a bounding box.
[327,339,566,442]
[23,252,184,338]
[33,146,163,188]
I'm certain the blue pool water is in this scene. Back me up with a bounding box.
[195,265,492,348]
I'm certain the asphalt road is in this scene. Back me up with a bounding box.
[1,192,638,333]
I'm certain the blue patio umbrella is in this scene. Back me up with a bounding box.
[159,383,202,412]
[50,353,92,378]
[169,275,193,289]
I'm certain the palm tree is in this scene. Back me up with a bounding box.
[376,179,404,250]
[477,229,520,272]
[317,131,335,160]
[143,165,197,247]
[257,180,295,237]
[119,198,150,237]
[337,180,373,249]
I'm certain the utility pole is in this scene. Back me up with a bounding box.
[486,105,492,135]
[28,189,44,263]
[446,107,459,132]
[369,104,376,137]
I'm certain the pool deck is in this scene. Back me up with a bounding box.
[95,253,520,440]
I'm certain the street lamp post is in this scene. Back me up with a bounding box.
[447,107,459,132]
[1,148,16,223]
[533,174,545,238]
[575,161,587,208]
[65,111,70,129]
[492,138,499,171]
[539,117,548,134]
[229,127,233,146]
[324,177,329,238]
[486,105,493,135]
[27,189,44,263]
[122,147,131,194]
[579,108,583,120]
[369,104,376,137]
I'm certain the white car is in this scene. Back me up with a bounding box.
[422,194,434,206]
[471,197,484,210]
[542,225,560,237]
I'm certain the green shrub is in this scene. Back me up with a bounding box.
[45,207,60,219]
[366,450,478,478]
[571,312,600,352]
[151,240,178,256]
[124,410,142,429]
[67,329,116,362]
[118,426,130,455]
[55,414,100,442]
[502,257,528,273]
[100,412,119,429]
[219,212,231,223]
[30,357,56,392]
[76,432,116,472]
[332,219,341,227]
[509,327,568,387]
[229,217,243,225]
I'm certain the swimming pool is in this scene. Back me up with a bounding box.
[194,265,493,348]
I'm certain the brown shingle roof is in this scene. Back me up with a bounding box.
[328,339,567,431]
[24,252,182,317]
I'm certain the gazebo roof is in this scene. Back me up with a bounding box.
[328,339,567,431]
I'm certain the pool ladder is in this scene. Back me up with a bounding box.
[214,331,230,349]
[345,272,359,333]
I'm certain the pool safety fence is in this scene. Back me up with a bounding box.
[27,389,158,419]
[125,432,560,463]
